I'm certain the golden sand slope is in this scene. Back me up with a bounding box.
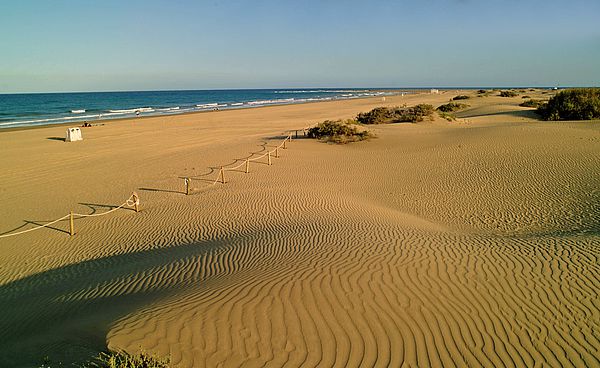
[0,91,599,367]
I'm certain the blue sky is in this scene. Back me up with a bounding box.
[1,0,599,92]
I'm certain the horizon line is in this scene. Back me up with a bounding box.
[2,85,593,95]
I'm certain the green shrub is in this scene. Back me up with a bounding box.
[519,99,545,108]
[437,102,469,112]
[438,112,456,121]
[307,120,371,144]
[537,88,600,120]
[355,107,395,125]
[411,104,435,121]
[356,104,434,124]
[83,350,170,368]
[521,95,531,99]
[499,90,519,97]
[452,95,470,100]
[477,89,487,94]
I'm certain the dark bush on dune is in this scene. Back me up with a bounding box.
[411,104,435,121]
[477,89,487,94]
[355,107,395,125]
[307,120,371,144]
[519,99,545,108]
[537,88,600,120]
[437,102,469,112]
[499,90,519,97]
[452,95,470,100]
[356,104,434,124]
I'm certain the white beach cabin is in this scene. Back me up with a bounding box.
[65,127,83,142]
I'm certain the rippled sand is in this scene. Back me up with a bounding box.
[0,91,599,367]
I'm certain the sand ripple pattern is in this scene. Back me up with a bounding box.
[0,114,599,367]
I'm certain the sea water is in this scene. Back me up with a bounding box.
[0,89,397,129]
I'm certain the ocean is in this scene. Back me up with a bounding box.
[0,89,397,130]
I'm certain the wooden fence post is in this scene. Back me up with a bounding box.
[245,159,249,173]
[69,211,74,236]
[268,151,272,165]
[185,178,190,195]
[283,139,287,149]
[132,191,140,212]
[220,167,225,183]
[275,147,279,158]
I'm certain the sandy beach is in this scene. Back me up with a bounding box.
[1,91,599,367]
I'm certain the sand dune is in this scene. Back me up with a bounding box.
[1,91,599,367]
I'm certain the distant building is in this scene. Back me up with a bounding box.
[430,89,439,94]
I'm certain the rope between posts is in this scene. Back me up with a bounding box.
[0,194,138,239]
[73,194,138,218]
[247,151,269,162]
[0,214,71,238]
[222,160,247,172]
[211,134,294,185]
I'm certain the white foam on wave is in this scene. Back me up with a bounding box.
[108,107,154,114]
[195,103,218,109]
[274,89,371,94]
[247,98,295,106]
[71,109,86,114]
[156,107,180,111]
[0,114,101,126]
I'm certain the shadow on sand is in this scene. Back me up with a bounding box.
[0,233,240,367]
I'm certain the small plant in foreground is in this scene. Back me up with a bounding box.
[499,90,519,97]
[307,120,372,144]
[452,95,470,100]
[437,102,469,113]
[536,88,600,120]
[83,350,170,368]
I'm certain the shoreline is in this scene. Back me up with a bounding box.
[0,89,406,133]
[0,94,394,134]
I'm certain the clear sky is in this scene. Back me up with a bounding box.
[1,0,599,93]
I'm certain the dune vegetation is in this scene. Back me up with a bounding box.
[82,350,170,368]
[519,99,545,108]
[39,350,171,368]
[499,90,519,97]
[307,119,372,143]
[356,104,434,124]
[537,88,600,120]
[437,102,469,112]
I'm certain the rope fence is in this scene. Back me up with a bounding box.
[1,125,313,239]
[0,193,140,239]
[183,128,310,194]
